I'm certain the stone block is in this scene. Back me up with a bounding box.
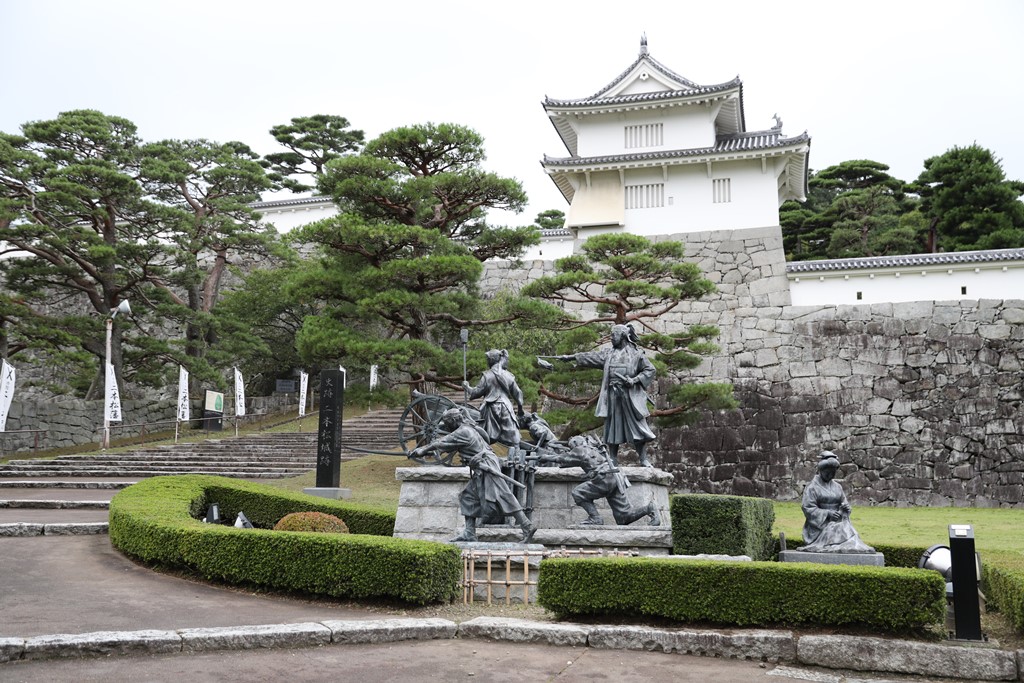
[458,617,589,646]
[23,630,182,660]
[798,635,1016,680]
[43,522,109,536]
[779,550,884,566]
[588,624,796,662]
[397,481,428,505]
[323,618,457,644]
[0,637,25,663]
[178,623,331,652]
[0,523,44,537]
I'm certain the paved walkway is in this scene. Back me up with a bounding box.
[0,535,979,683]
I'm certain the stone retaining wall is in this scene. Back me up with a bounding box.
[0,394,299,454]
[483,226,1024,507]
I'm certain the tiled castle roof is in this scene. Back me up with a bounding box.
[542,130,810,168]
[543,78,742,109]
[786,248,1024,273]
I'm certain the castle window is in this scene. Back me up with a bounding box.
[713,178,732,203]
[624,123,663,149]
[625,183,665,209]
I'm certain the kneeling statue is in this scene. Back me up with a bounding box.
[410,409,536,544]
[801,451,874,553]
[539,435,660,527]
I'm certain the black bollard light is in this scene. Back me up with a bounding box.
[948,524,983,641]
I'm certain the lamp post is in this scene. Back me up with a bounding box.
[102,300,131,450]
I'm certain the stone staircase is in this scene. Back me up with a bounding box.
[0,405,417,536]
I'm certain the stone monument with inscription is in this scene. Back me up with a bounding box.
[303,369,351,500]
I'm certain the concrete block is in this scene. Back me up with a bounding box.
[178,622,331,652]
[23,630,182,660]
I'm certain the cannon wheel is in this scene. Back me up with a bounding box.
[399,394,462,465]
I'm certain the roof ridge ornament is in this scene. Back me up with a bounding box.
[640,33,648,56]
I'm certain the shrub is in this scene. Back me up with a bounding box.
[671,494,775,560]
[274,511,349,534]
[537,556,945,631]
[109,475,459,605]
[982,553,1024,632]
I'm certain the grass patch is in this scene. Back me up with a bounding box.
[773,501,1024,556]
[264,454,410,512]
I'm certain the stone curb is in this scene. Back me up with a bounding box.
[798,634,1018,681]
[587,624,796,662]
[0,522,108,536]
[458,617,589,646]
[323,618,458,643]
[179,622,332,652]
[23,630,181,660]
[0,523,45,537]
[2,616,1022,682]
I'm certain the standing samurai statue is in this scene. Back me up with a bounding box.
[549,324,657,467]
[463,348,525,447]
[410,409,537,544]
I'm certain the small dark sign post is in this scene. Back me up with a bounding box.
[315,369,344,489]
[949,524,983,641]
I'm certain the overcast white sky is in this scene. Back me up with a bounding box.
[3,0,1022,225]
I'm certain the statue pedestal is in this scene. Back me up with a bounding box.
[779,549,885,566]
[475,524,673,554]
[394,466,672,554]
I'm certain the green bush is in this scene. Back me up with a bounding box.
[274,511,349,533]
[537,556,945,631]
[982,553,1024,632]
[109,475,459,605]
[671,494,775,560]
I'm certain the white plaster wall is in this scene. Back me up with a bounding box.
[521,236,575,261]
[622,160,780,235]
[257,203,338,233]
[789,265,1024,305]
[574,108,714,157]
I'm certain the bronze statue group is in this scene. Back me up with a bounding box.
[410,324,661,543]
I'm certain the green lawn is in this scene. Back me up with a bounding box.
[774,501,1024,558]
[264,454,408,511]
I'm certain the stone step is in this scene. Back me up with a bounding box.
[46,456,316,465]
[0,522,109,536]
[0,499,110,509]
[0,470,307,478]
[0,480,136,489]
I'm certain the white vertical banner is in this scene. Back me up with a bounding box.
[234,367,246,417]
[369,364,378,391]
[104,362,122,423]
[339,366,347,388]
[298,371,308,417]
[0,359,16,432]
[177,366,190,422]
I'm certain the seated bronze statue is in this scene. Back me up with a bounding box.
[801,451,874,553]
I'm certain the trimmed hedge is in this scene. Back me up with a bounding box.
[109,475,459,605]
[982,553,1024,632]
[537,556,945,631]
[671,494,775,560]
